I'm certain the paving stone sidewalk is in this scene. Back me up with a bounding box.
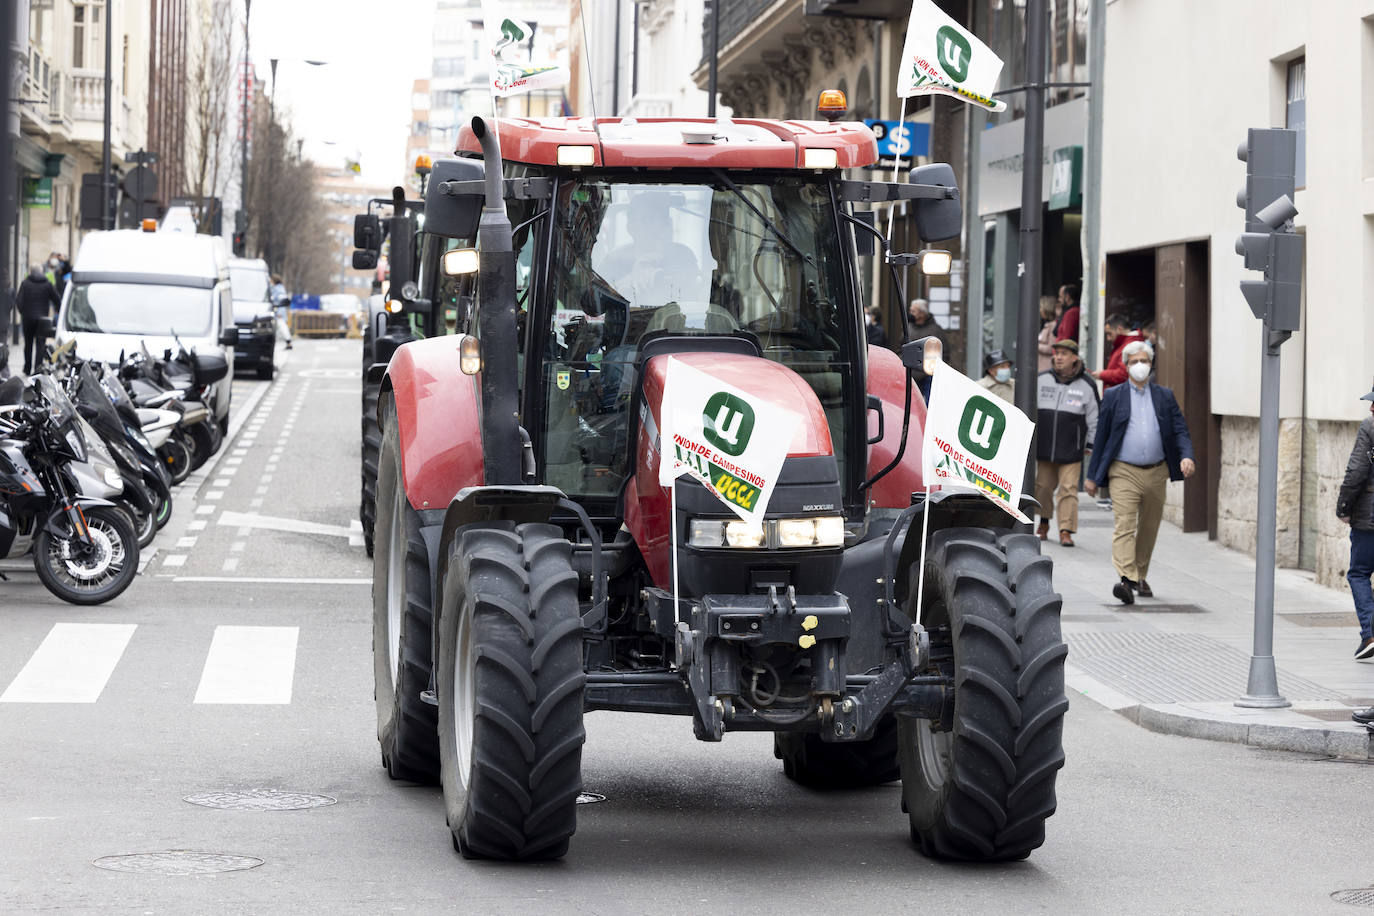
[1050,499,1374,758]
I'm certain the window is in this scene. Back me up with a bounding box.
[72,2,105,71]
[543,178,855,501]
[1286,57,1306,188]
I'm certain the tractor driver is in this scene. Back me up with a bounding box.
[599,191,702,307]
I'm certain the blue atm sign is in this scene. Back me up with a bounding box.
[864,120,930,160]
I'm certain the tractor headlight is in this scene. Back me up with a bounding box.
[724,520,766,548]
[776,516,846,548]
[689,516,845,549]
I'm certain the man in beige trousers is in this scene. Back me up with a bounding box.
[1084,341,1196,604]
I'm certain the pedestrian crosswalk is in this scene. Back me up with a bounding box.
[0,622,302,705]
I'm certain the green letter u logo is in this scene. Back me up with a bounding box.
[936,25,972,83]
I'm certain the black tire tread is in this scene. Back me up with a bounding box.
[439,523,585,861]
[33,506,140,605]
[899,528,1067,862]
[372,396,441,784]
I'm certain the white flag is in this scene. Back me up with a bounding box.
[657,358,800,524]
[480,1,569,98]
[921,362,1032,522]
[896,0,1007,113]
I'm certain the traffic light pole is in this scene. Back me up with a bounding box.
[1237,326,1291,708]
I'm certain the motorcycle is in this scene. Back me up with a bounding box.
[0,375,139,605]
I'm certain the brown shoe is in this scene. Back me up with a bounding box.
[1036,520,1049,541]
[1059,530,1074,547]
[1136,580,1153,598]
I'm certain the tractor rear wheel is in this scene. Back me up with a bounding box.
[898,528,1067,862]
[436,523,586,860]
[371,394,440,784]
[774,716,900,788]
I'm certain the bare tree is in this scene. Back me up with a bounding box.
[246,99,334,292]
[186,0,235,234]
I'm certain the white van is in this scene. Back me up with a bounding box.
[56,229,235,429]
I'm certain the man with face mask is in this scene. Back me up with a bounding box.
[978,349,1015,403]
[1085,340,1196,604]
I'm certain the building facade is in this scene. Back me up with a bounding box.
[1098,0,1374,586]
[570,0,711,118]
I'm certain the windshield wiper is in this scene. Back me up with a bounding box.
[710,169,813,265]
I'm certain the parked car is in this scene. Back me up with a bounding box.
[228,257,277,379]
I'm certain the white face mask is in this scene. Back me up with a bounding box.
[994,367,1012,384]
[1128,362,1151,383]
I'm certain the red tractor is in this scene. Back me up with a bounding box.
[371,109,1066,862]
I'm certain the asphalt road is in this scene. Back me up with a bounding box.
[1,339,1370,915]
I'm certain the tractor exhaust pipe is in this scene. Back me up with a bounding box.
[471,116,523,485]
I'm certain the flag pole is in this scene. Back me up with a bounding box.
[885,96,909,243]
[914,485,932,627]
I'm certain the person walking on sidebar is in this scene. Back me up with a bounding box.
[1035,339,1098,547]
[1339,382,1374,700]
[1085,340,1196,604]
[16,265,59,376]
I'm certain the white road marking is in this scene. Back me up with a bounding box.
[162,554,187,567]
[255,486,269,496]
[205,491,223,501]
[194,626,298,704]
[172,577,371,585]
[187,520,207,532]
[230,541,245,553]
[195,506,216,515]
[249,498,263,508]
[176,537,197,548]
[222,557,239,572]
[217,509,357,540]
[1,624,138,703]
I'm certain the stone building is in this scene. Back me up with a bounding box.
[1097,0,1374,587]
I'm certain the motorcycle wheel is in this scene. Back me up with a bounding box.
[187,423,214,471]
[33,506,140,605]
[118,499,157,549]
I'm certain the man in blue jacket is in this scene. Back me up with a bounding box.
[1085,340,1195,604]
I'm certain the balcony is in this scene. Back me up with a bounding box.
[622,94,675,118]
[69,68,128,151]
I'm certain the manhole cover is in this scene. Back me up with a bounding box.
[576,792,606,805]
[183,789,337,811]
[1332,888,1374,907]
[1280,612,1353,628]
[92,852,264,875]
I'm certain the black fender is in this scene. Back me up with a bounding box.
[43,497,119,542]
[885,491,1040,612]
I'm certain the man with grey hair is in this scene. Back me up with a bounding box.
[1085,340,1196,604]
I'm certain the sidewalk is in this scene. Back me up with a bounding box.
[1052,499,1374,759]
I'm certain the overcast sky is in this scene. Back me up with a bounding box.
[248,0,436,186]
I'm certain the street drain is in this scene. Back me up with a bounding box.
[92,852,264,876]
[576,792,606,805]
[1332,888,1374,907]
[183,789,337,811]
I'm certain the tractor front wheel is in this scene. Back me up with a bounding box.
[436,522,586,861]
[899,528,1067,862]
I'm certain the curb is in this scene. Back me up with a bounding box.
[1068,671,1374,760]
[1126,703,1374,759]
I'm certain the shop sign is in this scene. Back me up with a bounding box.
[22,177,53,209]
[1049,146,1083,210]
[864,120,931,160]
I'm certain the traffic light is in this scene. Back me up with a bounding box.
[1236,129,1296,269]
[232,231,246,257]
[1235,128,1303,333]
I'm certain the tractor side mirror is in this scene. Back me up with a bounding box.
[424,158,485,240]
[352,249,378,270]
[910,163,962,243]
[354,213,381,251]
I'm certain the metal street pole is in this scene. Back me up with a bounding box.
[241,0,251,237]
[707,0,719,117]
[1237,328,1291,707]
[101,0,115,229]
[1013,0,1048,490]
[1,0,13,290]
[1080,0,1105,373]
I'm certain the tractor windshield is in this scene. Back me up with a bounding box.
[542,176,855,504]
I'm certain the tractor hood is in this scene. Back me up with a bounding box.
[638,350,834,472]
